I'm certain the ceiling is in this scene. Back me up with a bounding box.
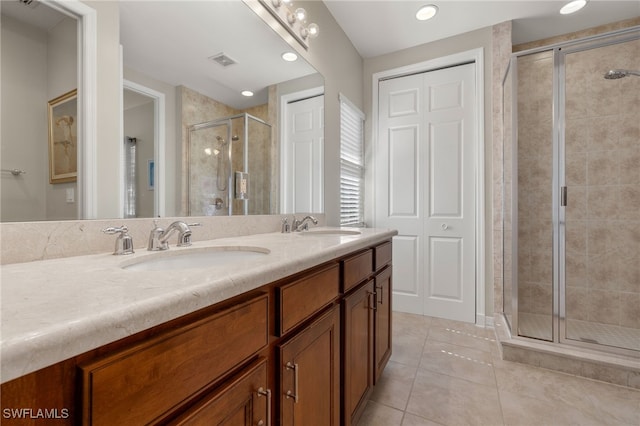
[2,0,318,110]
[119,1,317,109]
[323,0,640,58]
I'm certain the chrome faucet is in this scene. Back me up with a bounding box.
[102,225,134,255]
[292,215,318,232]
[148,220,200,251]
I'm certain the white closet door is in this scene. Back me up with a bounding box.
[376,63,476,322]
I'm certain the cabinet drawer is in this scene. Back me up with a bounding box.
[278,263,340,336]
[374,241,392,271]
[342,249,373,292]
[80,294,269,426]
[167,357,268,426]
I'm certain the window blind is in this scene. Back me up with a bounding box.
[339,94,365,226]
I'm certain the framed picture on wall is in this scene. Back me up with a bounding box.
[48,89,78,184]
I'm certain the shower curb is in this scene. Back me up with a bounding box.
[494,314,640,390]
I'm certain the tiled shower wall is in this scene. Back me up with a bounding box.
[564,39,640,331]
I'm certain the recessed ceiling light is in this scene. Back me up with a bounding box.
[416,4,438,21]
[282,52,298,62]
[241,90,254,97]
[560,0,587,15]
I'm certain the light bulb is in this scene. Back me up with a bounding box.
[241,90,254,97]
[560,0,587,14]
[416,4,438,21]
[295,7,306,21]
[282,51,298,62]
[307,23,319,38]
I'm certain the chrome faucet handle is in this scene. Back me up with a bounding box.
[148,221,168,251]
[102,225,134,255]
[281,217,291,233]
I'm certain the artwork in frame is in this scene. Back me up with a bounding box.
[48,89,77,183]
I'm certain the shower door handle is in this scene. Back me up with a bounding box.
[560,186,567,207]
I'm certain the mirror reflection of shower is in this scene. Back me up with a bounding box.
[188,113,272,216]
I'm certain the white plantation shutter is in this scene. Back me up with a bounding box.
[340,94,365,226]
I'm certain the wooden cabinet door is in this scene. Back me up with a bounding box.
[167,357,270,426]
[343,280,375,426]
[279,306,340,426]
[375,266,393,383]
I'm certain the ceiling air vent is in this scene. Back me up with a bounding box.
[19,0,39,7]
[209,53,237,67]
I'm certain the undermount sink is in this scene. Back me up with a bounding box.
[297,229,361,236]
[122,246,270,271]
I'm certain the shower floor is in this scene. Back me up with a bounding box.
[518,313,640,352]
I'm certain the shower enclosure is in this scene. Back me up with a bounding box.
[502,28,640,356]
[188,113,272,216]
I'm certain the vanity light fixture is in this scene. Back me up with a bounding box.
[259,0,319,49]
[416,4,438,21]
[560,0,588,15]
[282,51,298,62]
[241,90,254,97]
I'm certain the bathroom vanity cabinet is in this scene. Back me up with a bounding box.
[342,242,393,426]
[0,239,392,426]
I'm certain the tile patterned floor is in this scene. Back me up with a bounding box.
[357,312,640,426]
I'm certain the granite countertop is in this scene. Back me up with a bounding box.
[0,227,396,384]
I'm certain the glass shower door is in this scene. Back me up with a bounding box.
[561,37,640,352]
[188,122,231,216]
[514,51,555,341]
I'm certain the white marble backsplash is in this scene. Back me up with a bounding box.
[0,214,325,265]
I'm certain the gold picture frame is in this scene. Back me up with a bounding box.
[48,89,78,183]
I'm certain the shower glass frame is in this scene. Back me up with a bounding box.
[503,26,640,357]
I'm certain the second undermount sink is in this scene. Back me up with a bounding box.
[121,246,270,272]
[297,229,362,236]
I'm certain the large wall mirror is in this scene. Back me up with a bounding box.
[1,0,324,222]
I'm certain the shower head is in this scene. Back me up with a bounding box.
[604,69,640,79]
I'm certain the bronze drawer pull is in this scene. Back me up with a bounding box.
[285,362,299,403]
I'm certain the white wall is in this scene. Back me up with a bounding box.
[84,0,122,219]
[1,15,48,221]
